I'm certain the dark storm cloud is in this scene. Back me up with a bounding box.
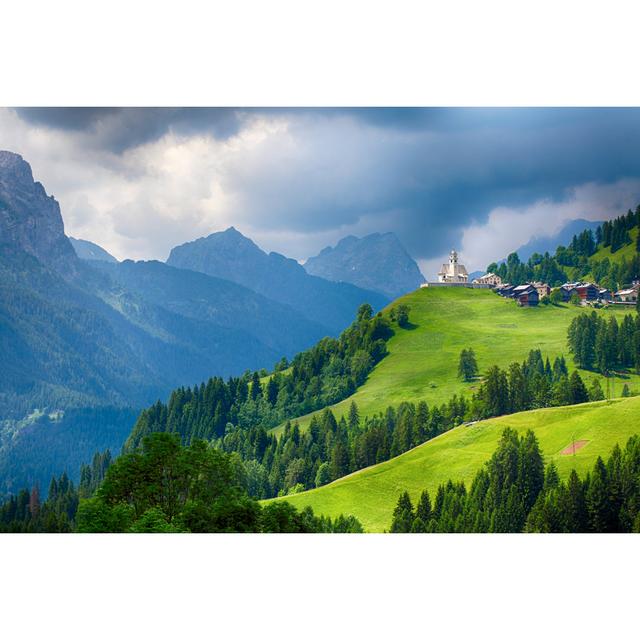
[9,107,640,263]
[14,107,242,153]
[249,108,640,260]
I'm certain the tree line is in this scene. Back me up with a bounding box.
[125,304,393,450]
[216,398,466,498]
[390,428,640,533]
[0,433,363,533]
[568,312,640,373]
[487,206,640,288]
[0,449,113,533]
[0,346,599,520]
[599,208,639,253]
[468,349,595,419]
[210,349,593,499]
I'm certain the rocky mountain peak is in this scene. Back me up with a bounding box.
[304,231,425,299]
[0,150,77,272]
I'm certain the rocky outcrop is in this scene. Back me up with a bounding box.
[304,232,425,299]
[167,227,389,333]
[0,150,77,272]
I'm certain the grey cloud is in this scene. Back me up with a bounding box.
[14,107,242,153]
[7,108,640,264]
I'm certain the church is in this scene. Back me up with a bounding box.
[437,249,468,283]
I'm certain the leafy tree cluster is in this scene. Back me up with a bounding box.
[600,207,639,252]
[568,312,640,372]
[0,434,362,533]
[458,348,479,381]
[589,252,640,293]
[79,450,113,498]
[0,471,79,533]
[214,350,588,499]
[488,252,569,288]
[389,429,640,533]
[469,350,591,419]
[487,207,640,288]
[0,407,137,500]
[389,304,410,328]
[125,304,392,450]
[75,433,362,533]
[216,397,468,498]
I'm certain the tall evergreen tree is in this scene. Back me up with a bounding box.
[390,491,414,533]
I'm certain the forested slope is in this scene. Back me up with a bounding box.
[276,396,640,531]
[272,286,639,434]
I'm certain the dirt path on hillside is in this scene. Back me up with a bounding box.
[560,440,589,455]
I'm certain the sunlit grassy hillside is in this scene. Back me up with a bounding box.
[273,286,638,435]
[275,396,640,532]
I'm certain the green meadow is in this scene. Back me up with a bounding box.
[275,396,640,532]
[272,286,639,435]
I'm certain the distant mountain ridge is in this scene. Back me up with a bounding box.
[70,237,118,263]
[304,232,425,299]
[167,227,389,333]
[0,151,336,494]
[507,218,603,264]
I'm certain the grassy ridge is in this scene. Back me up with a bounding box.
[272,287,638,435]
[570,227,639,282]
[590,227,638,263]
[275,396,640,532]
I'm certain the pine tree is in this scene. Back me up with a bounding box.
[415,489,432,523]
[565,469,588,532]
[588,378,605,401]
[250,371,262,401]
[569,371,589,404]
[586,458,612,532]
[330,441,350,480]
[458,348,479,381]
[544,461,560,491]
[481,366,510,417]
[390,492,414,533]
[348,401,360,431]
[410,517,426,533]
[29,486,40,520]
[265,376,278,405]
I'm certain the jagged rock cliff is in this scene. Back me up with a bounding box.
[304,232,425,299]
[0,150,77,272]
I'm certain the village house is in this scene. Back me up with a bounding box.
[575,283,600,303]
[472,272,502,287]
[558,281,615,304]
[495,281,547,307]
[614,285,639,303]
[511,284,539,307]
[495,283,515,297]
[531,281,550,298]
[598,288,612,302]
[559,282,580,302]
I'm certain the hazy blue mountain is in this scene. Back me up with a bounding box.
[304,232,425,299]
[0,151,330,494]
[69,237,118,263]
[0,407,137,498]
[167,227,389,332]
[91,258,328,360]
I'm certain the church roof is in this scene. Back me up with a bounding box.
[439,263,468,276]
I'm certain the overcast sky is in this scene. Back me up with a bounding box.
[2,107,640,278]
